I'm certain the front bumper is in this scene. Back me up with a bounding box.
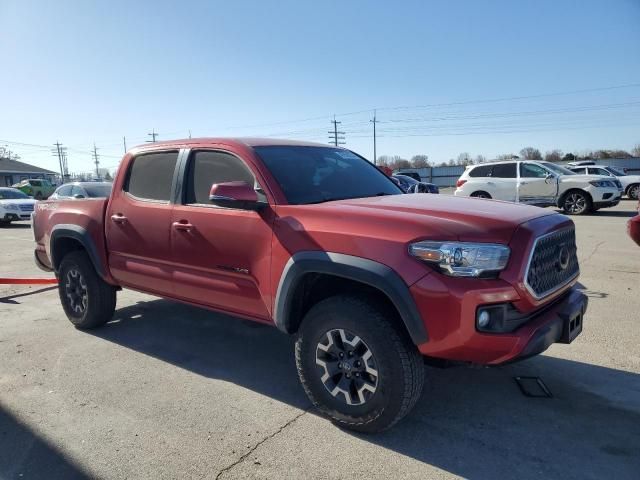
[410,273,587,365]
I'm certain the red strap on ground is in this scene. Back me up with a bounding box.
[0,278,58,285]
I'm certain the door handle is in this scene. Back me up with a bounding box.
[172,221,193,232]
[520,181,528,185]
[111,214,127,224]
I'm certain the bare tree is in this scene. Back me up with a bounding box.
[457,152,472,165]
[410,154,429,168]
[474,154,486,164]
[632,144,640,157]
[496,153,519,161]
[520,147,542,160]
[544,149,563,162]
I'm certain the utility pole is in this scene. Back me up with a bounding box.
[52,141,64,183]
[188,129,192,139]
[92,143,100,179]
[147,129,158,143]
[328,115,345,147]
[123,136,127,154]
[370,110,378,165]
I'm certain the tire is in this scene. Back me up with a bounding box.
[562,190,592,215]
[470,191,491,199]
[58,251,116,329]
[295,295,425,433]
[627,184,640,200]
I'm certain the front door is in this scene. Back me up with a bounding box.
[518,162,557,205]
[105,150,180,296]
[170,149,274,321]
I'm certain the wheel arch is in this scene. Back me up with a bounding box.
[625,182,640,196]
[557,188,593,208]
[470,190,492,198]
[274,252,428,346]
[50,225,106,279]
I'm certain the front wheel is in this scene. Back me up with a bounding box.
[58,251,116,329]
[562,191,592,215]
[628,184,640,200]
[295,295,425,433]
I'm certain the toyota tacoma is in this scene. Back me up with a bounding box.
[32,138,587,432]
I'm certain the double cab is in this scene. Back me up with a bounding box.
[33,138,587,432]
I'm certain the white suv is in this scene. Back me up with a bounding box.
[567,164,640,200]
[0,187,37,226]
[454,160,622,215]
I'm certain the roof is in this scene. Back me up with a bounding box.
[132,137,332,151]
[0,157,57,175]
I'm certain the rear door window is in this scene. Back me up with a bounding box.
[490,163,516,178]
[588,167,611,176]
[124,151,179,202]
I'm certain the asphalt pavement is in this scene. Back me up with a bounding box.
[1,200,639,479]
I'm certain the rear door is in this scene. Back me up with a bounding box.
[170,149,274,321]
[518,162,557,204]
[105,150,180,296]
[488,163,517,201]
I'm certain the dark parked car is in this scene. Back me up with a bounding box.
[395,171,421,182]
[49,182,112,200]
[392,174,439,194]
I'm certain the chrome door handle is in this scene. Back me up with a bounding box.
[172,221,193,232]
[111,214,127,224]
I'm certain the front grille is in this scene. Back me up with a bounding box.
[525,227,579,299]
[19,204,34,212]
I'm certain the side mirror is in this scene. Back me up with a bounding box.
[209,181,266,211]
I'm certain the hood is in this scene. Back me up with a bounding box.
[283,194,557,245]
[560,174,615,183]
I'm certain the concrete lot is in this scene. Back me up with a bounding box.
[1,200,639,479]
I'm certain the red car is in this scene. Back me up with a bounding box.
[628,200,640,246]
[32,138,587,432]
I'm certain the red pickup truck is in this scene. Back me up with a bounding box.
[32,138,587,432]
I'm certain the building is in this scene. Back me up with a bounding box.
[0,157,58,187]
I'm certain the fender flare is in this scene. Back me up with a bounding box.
[50,224,106,279]
[273,251,428,346]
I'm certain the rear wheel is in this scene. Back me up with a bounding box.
[470,191,491,199]
[295,295,425,433]
[58,251,116,329]
[562,191,592,215]
[628,184,640,200]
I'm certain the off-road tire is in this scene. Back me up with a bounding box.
[58,251,116,329]
[295,295,425,433]
[562,190,592,215]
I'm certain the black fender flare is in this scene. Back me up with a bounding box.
[50,224,106,279]
[273,251,428,346]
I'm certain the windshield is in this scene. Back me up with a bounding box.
[0,189,29,199]
[541,162,575,176]
[605,166,626,176]
[83,184,112,197]
[254,146,402,204]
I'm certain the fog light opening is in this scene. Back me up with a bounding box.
[478,310,491,328]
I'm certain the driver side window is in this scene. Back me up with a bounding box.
[520,163,548,178]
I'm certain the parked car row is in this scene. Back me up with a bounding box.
[454,160,623,215]
[566,162,640,200]
[12,178,56,199]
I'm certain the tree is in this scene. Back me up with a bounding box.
[496,153,519,161]
[562,153,576,162]
[410,154,429,168]
[544,149,563,162]
[457,152,472,165]
[519,147,542,160]
[104,171,113,181]
[474,154,486,164]
[632,144,640,157]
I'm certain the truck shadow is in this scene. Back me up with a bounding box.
[93,299,640,480]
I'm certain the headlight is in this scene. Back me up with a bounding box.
[409,241,510,277]
[589,180,615,188]
[4,203,19,211]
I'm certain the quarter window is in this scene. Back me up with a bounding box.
[468,165,492,177]
[56,185,73,197]
[184,150,259,205]
[520,163,548,178]
[124,151,179,201]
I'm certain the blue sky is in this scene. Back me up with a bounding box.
[1,0,639,174]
